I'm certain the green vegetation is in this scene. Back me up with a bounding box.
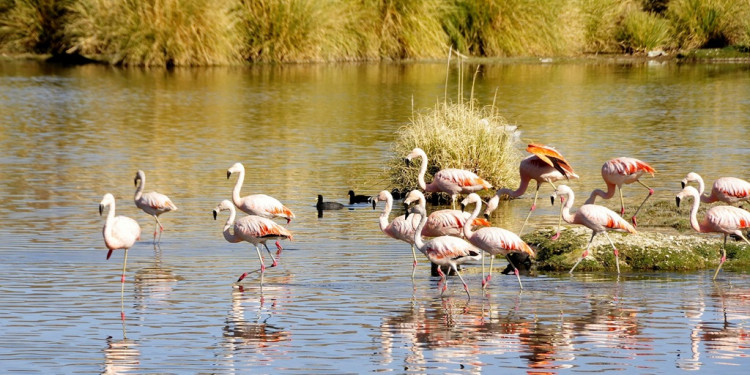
[1,0,750,66]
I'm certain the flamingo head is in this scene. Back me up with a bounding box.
[99,193,115,216]
[134,170,145,186]
[227,162,244,179]
[676,185,699,208]
[460,193,483,213]
[483,195,499,219]
[404,147,425,167]
[406,203,426,219]
[681,172,701,189]
[551,185,574,206]
[212,199,234,219]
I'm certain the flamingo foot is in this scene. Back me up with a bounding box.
[631,216,638,227]
[286,218,291,224]
[550,232,561,241]
[237,272,248,282]
[275,240,283,254]
[271,259,278,268]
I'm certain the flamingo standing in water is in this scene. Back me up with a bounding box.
[100,193,141,314]
[551,185,636,274]
[403,190,490,238]
[484,143,578,239]
[681,172,750,205]
[133,170,178,243]
[372,190,422,268]
[213,200,293,282]
[227,162,295,223]
[405,147,492,209]
[676,186,750,280]
[585,157,656,227]
[460,193,535,290]
[407,204,482,299]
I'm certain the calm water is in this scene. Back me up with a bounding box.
[1,59,750,374]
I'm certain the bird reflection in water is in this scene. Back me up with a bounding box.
[133,243,181,312]
[102,320,140,375]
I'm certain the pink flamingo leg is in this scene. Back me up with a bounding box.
[275,240,283,255]
[631,181,655,227]
[570,232,595,274]
[518,185,540,237]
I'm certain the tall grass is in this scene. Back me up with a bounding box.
[668,0,750,49]
[616,9,671,53]
[579,0,634,53]
[0,0,69,54]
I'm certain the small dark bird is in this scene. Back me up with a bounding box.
[317,195,345,211]
[348,190,371,204]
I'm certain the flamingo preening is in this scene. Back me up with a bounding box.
[676,185,750,280]
[584,157,656,226]
[227,162,295,223]
[133,170,177,243]
[372,190,422,268]
[460,193,535,290]
[552,185,636,274]
[403,190,490,237]
[681,172,750,205]
[407,204,482,299]
[485,143,578,239]
[405,147,492,209]
[213,200,293,283]
[100,193,141,315]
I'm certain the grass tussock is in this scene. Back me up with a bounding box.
[0,0,70,54]
[616,8,672,53]
[668,0,750,49]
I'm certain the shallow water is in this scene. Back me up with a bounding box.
[1,60,750,373]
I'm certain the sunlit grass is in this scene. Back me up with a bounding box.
[0,0,69,54]
[616,9,672,53]
[668,0,750,49]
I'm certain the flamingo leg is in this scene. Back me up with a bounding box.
[714,234,729,280]
[262,243,279,268]
[411,245,418,268]
[618,186,626,216]
[519,183,541,237]
[483,255,495,289]
[481,251,487,288]
[602,231,621,274]
[631,180,654,227]
[153,215,165,243]
[275,240,283,255]
[120,248,129,317]
[436,266,447,295]
[453,265,471,300]
[506,254,523,290]
[570,232,596,274]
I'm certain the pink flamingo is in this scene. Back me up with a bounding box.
[407,204,482,299]
[405,147,492,209]
[372,190,422,268]
[100,193,141,314]
[403,190,490,237]
[485,143,578,239]
[676,185,750,280]
[460,193,535,290]
[227,162,295,223]
[584,157,656,227]
[134,170,178,243]
[213,200,293,282]
[552,185,636,274]
[681,172,750,205]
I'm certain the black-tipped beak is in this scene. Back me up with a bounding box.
[99,204,103,216]
[675,197,681,208]
[483,213,490,220]
[550,196,556,206]
[404,158,411,167]
[226,171,232,179]
[681,181,686,189]
[403,203,411,219]
[372,199,377,210]
[460,203,466,212]
[134,176,138,186]
[213,210,218,220]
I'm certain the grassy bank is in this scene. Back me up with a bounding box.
[2,0,749,66]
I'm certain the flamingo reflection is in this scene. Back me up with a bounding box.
[102,320,140,375]
[133,243,181,311]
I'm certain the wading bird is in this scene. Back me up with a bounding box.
[407,204,482,299]
[133,170,177,243]
[227,162,295,223]
[676,185,750,280]
[348,190,371,204]
[373,190,421,268]
[213,200,293,283]
[552,185,636,274]
[585,157,656,226]
[460,193,535,290]
[681,172,750,205]
[403,190,490,238]
[100,193,141,314]
[484,143,578,239]
[405,147,492,209]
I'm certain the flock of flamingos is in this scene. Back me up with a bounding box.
[99,143,750,301]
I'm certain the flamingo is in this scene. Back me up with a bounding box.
[373,190,422,268]
[227,162,295,224]
[213,200,293,282]
[348,190,371,204]
[584,157,656,227]
[407,204,482,299]
[551,185,636,274]
[484,143,578,240]
[681,172,750,205]
[405,147,492,209]
[100,193,141,315]
[403,190,490,237]
[460,193,535,290]
[133,170,178,243]
[676,185,750,280]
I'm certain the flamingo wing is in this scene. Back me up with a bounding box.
[106,216,141,250]
[713,177,750,200]
[241,194,295,220]
[435,169,492,189]
[424,236,481,263]
[140,191,177,212]
[235,216,293,241]
[704,206,750,233]
[385,214,419,243]
[577,204,636,234]
[526,143,576,178]
[472,227,536,257]
[604,157,656,177]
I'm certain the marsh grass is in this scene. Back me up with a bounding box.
[616,9,671,53]
[0,0,69,54]
[668,0,750,49]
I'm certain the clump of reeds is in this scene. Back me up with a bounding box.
[616,9,671,53]
[667,0,750,49]
[388,58,522,194]
[64,0,243,66]
[0,0,69,54]
[578,0,634,53]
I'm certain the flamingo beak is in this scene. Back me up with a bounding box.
[372,199,377,210]
[675,196,681,208]
[460,203,466,212]
[484,213,490,220]
[213,210,218,220]
[99,204,103,216]
[226,171,232,179]
[404,158,411,167]
[681,181,686,189]
[404,203,411,219]
[550,196,556,206]
[134,176,138,186]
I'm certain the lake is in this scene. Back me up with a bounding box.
[1,58,749,374]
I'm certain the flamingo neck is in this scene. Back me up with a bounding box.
[413,214,428,253]
[463,200,481,239]
[379,195,393,232]
[499,176,530,198]
[416,152,428,191]
[231,169,245,206]
[134,176,144,201]
[686,193,703,233]
[585,183,616,205]
[222,205,240,243]
[560,192,576,224]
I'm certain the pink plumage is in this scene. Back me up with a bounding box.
[403,190,489,237]
[373,190,422,268]
[134,170,177,243]
[100,193,141,310]
[227,162,295,223]
[585,157,656,226]
[682,172,750,205]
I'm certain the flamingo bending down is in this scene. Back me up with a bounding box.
[681,172,750,205]
[213,200,293,282]
[100,193,141,314]
[407,204,482,299]
[676,186,750,280]
[551,185,636,274]
[227,162,295,224]
[584,157,656,227]
[134,170,177,243]
[485,143,578,239]
[373,190,422,268]
[405,147,492,208]
[460,193,535,290]
[403,190,490,238]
